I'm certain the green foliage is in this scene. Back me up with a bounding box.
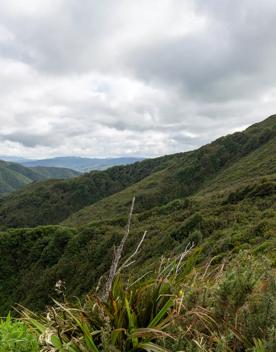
[23,273,177,352]
[0,314,39,352]
[166,252,276,352]
[19,251,276,352]
[0,170,275,315]
[29,166,80,180]
[0,226,76,313]
[226,181,276,204]
[214,253,269,319]
[171,213,203,241]
[0,156,174,228]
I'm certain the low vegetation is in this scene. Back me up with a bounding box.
[0,314,39,352]
[18,250,275,351]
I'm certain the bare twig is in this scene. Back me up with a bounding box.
[157,256,165,281]
[202,257,215,280]
[175,242,195,275]
[118,230,147,272]
[157,242,195,280]
[103,197,135,300]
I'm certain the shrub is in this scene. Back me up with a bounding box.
[0,314,39,352]
[22,273,180,351]
[171,213,203,241]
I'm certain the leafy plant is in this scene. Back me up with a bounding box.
[22,273,179,351]
[0,313,39,352]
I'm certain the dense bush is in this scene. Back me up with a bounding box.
[0,155,173,228]
[166,252,276,352]
[0,314,39,352]
[19,251,276,352]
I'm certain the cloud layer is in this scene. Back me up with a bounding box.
[0,0,276,158]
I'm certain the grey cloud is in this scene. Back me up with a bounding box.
[126,0,276,102]
[0,0,122,74]
[1,131,61,148]
[0,0,275,158]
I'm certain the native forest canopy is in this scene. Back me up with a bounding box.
[0,115,275,351]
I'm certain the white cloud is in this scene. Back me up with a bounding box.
[0,0,65,18]
[0,0,275,158]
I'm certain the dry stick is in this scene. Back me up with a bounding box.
[118,230,147,272]
[160,242,195,281]
[202,257,215,280]
[157,256,165,281]
[103,196,135,300]
[175,242,195,276]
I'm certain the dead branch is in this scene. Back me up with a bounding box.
[118,230,147,272]
[103,197,135,300]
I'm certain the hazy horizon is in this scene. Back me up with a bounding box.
[0,155,146,161]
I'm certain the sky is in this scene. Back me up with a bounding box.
[0,0,276,159]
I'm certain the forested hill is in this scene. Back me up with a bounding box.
[0,155,175,228]
[0,115,275,316]
[0,160,80,198]
[0,114,275,229]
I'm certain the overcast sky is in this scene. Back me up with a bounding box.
[0,0,276,158]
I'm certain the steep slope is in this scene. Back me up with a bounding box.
[0,116,275,312]
[22,156,144,172]
[0,160,80,198]
[0,156,175,228]
[63,115,276,227]
[0,161,31,197]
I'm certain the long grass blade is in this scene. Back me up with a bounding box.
[148,299,173,328]
[137,342,170,352]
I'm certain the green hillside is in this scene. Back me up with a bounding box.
[0,115,275,313]
[68,115,269,221]
[0,115,275,229]
[0,156,174,228]
[0,160,80,198]
[30,166,80,180]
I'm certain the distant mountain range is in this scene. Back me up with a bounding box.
[19,156,144,172]
[0,156,144,197]
[0,156,31,163]
[0,160,80,197]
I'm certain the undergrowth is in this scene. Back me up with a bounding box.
[19,251,276,352]
[0,314,39,352]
